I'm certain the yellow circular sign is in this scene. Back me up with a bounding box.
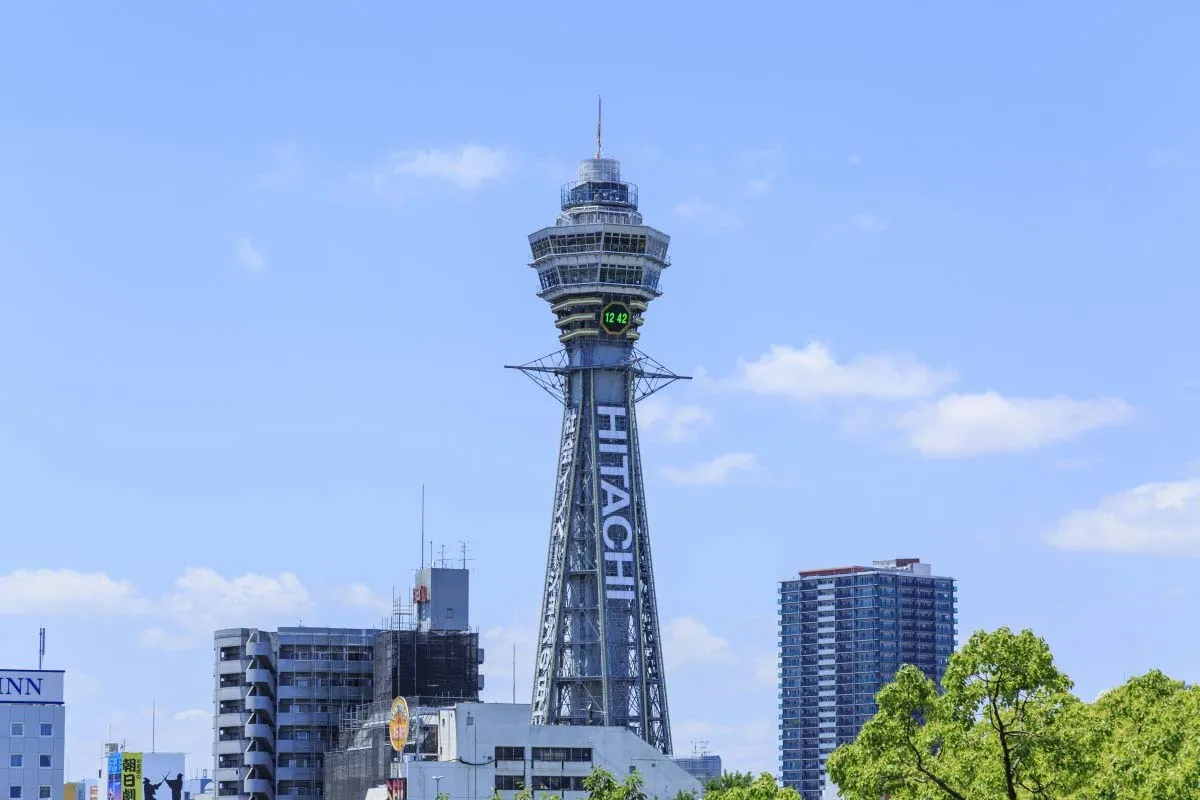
[388,697,410,752]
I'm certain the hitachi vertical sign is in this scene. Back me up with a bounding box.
[597,405,635,604]
[0,669,65,704]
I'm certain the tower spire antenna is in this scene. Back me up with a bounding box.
[596,95,602,159]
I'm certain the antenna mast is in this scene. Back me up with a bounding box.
[38,628,45,670]
[596,95,602,159]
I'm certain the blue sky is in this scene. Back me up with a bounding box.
[3,0,1200,780]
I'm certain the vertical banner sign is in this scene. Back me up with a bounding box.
[531,407,578,723]
[107,754,122,800]
[122,752,143,800]
[596,405,635,604]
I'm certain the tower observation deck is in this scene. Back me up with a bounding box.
[508,144,685,755]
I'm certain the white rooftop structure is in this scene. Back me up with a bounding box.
[370,703,701,800]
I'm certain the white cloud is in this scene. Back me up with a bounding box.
[661,453,758,486]
[0,569,148,616]
[173,709,209,722]
[65,669,101,705]
[900,392,1133,457]
[374,145,511,190]
[727,342,955,402]
[830,213,889,235]
[754,654,778,687]
[138,628,195,652]
[1047,478,1200,556]
[637,397,713,442]
[662,617,735,668]
[236,237,266,272]
[164,567,313,633]
[337,583,392,614]
[674,199,744,232]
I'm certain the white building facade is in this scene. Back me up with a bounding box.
[1,670,66,800]
[375,703,701,800]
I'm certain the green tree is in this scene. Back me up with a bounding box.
[702,773,755,794]
[701,773,799,800]
[826,627,1092,799]
[583,768,645,800]
[1074,670,1200,799]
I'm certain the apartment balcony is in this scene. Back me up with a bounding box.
[246,641,273,658]
[246,668,277,691]
[245,723,275,743]
[245,695,274,715]
[218,687,245,703]
[216,740,246,756]
[219,659,249,676]
[243,778,273,796]
[275,711,335,727]
[217,713,245,729]
[214,768,243,784]
[244,750,273,769]
[275,767,318,782]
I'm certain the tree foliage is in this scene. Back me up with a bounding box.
[826,627,1200,800]
[700,773,799,800]
[1074,670,1200,799]
[580,768,795,800]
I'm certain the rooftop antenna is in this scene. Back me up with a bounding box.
[595,95,602,159]
[38,628,45,670]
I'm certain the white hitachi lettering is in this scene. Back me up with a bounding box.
[604,552,636,601]
[597,404,635,603]
[603,515,632,549]
[600,480,630,517]
[600,454,629,483]
[597,406,627,439]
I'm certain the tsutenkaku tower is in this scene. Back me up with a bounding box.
[509,109,684,755]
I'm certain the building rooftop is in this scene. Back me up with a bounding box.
[791,558,940,579]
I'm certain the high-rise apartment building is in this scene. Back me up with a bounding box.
[214,566,482,800]
[778,558,957,799]
[214,627,377,800]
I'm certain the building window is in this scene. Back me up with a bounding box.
[10,789,22,800]
[494,746,524,762]
[40,756,52,768]
[531,747,591,763]
[531,777,585,792]
[39,790,50,800]
[493,776,523,791]
[39,723,53,737]
[8,755,21,768]
[10,723,23,736]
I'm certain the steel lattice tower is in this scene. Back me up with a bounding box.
[508,122,685,755]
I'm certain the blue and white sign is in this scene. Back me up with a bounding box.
[0,669,65,704]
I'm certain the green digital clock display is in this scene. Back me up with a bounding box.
[600,301,631,335]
